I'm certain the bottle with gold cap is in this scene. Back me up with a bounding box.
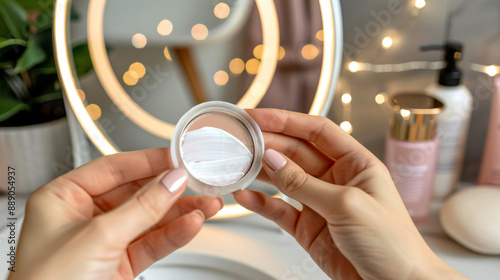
[384,93,444,225]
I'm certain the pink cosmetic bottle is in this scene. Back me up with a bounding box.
[385,93,444,225]
[478,76,500,186]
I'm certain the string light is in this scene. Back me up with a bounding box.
[229,58,245,74]
[301,44,319,60]
[131,33,147,48]
[341,93,352,104]
[164,47,172,61]
[316,30,324,42]
[191,24,208,40]
[415,0,426,9]
[400,109,411,119]
[86,104,102,120]
[485,65,498,77]
[348,61,500,76]
[246,58,260,75]
[253,44,263,59]
[340,121,353,134]
[375,93,386,105]
[214,70,229,86]
[348,61,360,72]
[382,37,393,49]
[344,0,423,62]
[123,71,138,86]
[214,2,230,19]
[347,61,443,73]
[157,19,173,36]
[77,89,85,101]
[278,46,286,60]
[129,62,146,78]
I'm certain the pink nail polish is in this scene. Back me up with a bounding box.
[264,149,287,171]
[161,169,187,194]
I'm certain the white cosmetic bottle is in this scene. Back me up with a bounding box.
[422,42,473,198]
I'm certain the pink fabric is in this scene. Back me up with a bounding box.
[244,0,323,113]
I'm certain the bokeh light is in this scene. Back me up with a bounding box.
[400,109,411,118]
[131,33,147,49]
[157,19,173,36]
[415,0,426,9]
[246,58,261,75]
[316,30,324,42]
[191,24,209,40]
[77,89,85,102]
[375,93,386,104]
[214,70,229,86]
[214,2,230,19]
[486,65,498,77]
[86,104,102,120]
[229,58,245,74]
[278,46,286,60]
[253,44,263,59]
[341,93,352,104]
[340,121,353,134]
[123,71,139,86]
[164,47,172,61]
[129,62,146,78]
[348,61,360,72]
[301,44,319,60]
[382,37,393,49]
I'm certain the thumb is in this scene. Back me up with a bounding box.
[96,168,187,246]
[262,149,355,217]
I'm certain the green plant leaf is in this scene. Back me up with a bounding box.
[0,16,8,37]
[72,44,93,77]
[0,37,27,50]
[34,4,53,32]
[0,96,29,122]
[0,62,11,68]
[29,91,62,104]
[0,0,29,39]
[13,38,46,73]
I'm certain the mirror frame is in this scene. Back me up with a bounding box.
[53,0,343,219]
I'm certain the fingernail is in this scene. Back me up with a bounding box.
[191,209,205,220]
[217,196,224,210]
[264,149,287,171]
[161,168,187,194]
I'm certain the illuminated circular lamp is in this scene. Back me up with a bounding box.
[53,0,343,219]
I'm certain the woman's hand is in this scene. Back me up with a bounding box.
[234,109,464,280]
[9,148,223,280]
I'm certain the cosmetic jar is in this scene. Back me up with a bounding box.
[384,93,444,225]
[171,101,264,196]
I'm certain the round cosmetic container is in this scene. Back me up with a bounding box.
[171,101,264,196]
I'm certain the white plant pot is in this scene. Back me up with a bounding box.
[0,117,72,194]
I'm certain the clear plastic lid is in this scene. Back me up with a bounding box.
[171,101,264,196]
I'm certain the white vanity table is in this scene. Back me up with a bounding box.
[1,191,499,280]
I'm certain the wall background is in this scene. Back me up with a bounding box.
[331,0,500,182]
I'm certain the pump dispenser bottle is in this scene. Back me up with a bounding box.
[422,42,473,198]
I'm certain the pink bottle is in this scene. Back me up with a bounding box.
[385,93,444,225]
[478,76,500,186]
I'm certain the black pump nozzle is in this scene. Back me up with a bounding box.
[421,41,464,87]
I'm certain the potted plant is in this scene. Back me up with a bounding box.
[0,0,92,194]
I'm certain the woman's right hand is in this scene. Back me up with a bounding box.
[234,109,465,280]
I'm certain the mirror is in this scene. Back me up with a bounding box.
[54,0,342,218]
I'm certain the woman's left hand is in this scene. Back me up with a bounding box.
[9,148,223,280]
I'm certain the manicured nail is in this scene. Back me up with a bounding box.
[264,149,287,171]
[161,168,187,194]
